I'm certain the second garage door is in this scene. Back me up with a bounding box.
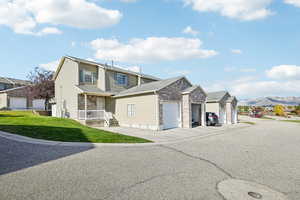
[163,102,180,129]
[10,97,27,109]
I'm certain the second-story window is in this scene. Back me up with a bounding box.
[80,69,97,84]
[116,73,128,86]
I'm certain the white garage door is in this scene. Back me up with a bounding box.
[163,102,180,129]
[33,99,45,110]
[10,97,27,109]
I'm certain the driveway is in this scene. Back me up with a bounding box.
[100,122,250,143]
[0,117,299,200]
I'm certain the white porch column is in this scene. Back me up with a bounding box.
[84,94,87,120]
[201,103,206,126]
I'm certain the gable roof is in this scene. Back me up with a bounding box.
[0,86,27,94]
[75,85,114,96]
[182,85,207,96]
[0,77,31,86]
[114,76,186,98]
[227,96,237,103]
[53,56,160,81]
[207,91,230,102]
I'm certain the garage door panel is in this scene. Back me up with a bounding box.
[33,99,45,110]
[163,102,180,129]
[10,97,27,109]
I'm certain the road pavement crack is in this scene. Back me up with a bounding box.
[160,145,234,179]
[102,172,185,200]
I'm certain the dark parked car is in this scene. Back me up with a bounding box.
[206,112,219,126]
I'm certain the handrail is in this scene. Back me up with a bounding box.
[78,110,113,127]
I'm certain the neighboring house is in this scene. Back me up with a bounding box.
[0,77,46,110]
[53,56,207,130]
[0,86,45,110]
[206,91,238,124]
[0,77,31,91]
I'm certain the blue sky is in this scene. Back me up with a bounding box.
[1,0,300,98]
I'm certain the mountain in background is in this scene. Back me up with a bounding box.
[238,97,300,106]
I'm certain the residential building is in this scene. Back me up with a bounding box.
[53,56,207,130]
[0,77,31,91]
[206,91,238,124]
[0,77,44,110]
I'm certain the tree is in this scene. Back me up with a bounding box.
[274,105,285,116]
[295,104,300,116]
[27,67,54,110]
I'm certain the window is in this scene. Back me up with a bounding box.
[127,104,135,117]
[116,73,128,86]
[80,69,98,84]
[0,84,5,90]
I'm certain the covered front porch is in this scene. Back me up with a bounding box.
[76,85,115,127]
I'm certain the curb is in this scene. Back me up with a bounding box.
[0,125,251,147]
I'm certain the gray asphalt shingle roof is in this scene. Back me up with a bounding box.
[182,85,199,94]
[0,77,31,85]
[75,85,114,96]
[207,91,229,102]
[114,76,184,98]
[66,56,160,81]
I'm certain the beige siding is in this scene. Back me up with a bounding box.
[55,58,79,119]
[97,67,106,91]
[115,94,159,130]
[105,70,138,92]
[0,93,7,109]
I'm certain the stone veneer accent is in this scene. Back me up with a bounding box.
[157,78,192,126]
[182,87,206,128]
[182,94,191,128]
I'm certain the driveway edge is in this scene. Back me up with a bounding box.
[0,125,251,147]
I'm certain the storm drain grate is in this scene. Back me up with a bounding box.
[248,191,262,199]
[217,179,287,200]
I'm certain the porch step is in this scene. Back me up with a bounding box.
[109,118,119,127]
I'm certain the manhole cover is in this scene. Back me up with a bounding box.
[217,179,287,200]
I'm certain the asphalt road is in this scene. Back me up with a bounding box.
[0,117,299,200]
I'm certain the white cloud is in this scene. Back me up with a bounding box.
[36,27,62,36]
[39,59,60,71]
[0,0,122,35]
[231,80,300,97]
[90,37,218,63]
[182,26,199,36]
[266,65,300,80]
[284,0,300,7]
[183,0,274,20]
[206,75,300,98]
[231,49,242,54]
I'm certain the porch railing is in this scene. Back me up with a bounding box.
[78,110,113,126]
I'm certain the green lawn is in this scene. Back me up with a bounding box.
[241,121,256,125]
[0,111,151,143]
[280,120,300,124]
